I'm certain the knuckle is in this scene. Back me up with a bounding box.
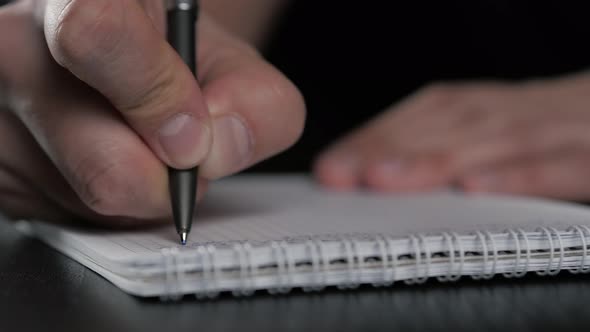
[248,71,306,152]
[78,162,120,216]
[70,141,135,216]
[270,76,306,150]
[405,83,467,115]
[51,0,124,67]
[206,68,306,155]
[117,58,179,118]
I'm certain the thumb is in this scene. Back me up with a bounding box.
[137,0,166,36]
[44,0,211,169]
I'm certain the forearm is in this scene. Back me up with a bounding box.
[201,0,289,49]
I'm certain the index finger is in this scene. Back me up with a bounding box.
[44,0,211,169]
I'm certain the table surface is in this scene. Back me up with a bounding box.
[1,218,590,332]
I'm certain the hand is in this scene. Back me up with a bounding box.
[0,0,305,224]
[314,72,590,201]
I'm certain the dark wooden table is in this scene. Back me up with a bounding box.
[1,218,589,332]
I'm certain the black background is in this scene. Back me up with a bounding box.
[257,0,590,171]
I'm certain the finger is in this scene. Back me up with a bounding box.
[11,60,174,220]
[0,192,73,222]
[315,147,454,192]
[137,0,165,35]
[0,111,101,223]
[459,151,590,200]
[313,105,458,192]
[11,78,208,223]
[43,0,305,178]
[0,157,72,222]
[315,139,455,194]
[44,0,211,169]
[362,154,453,192]
[0,111,147,225]
[0,111,96,217]
[313,153,362,191]
[4,73,209,226]
[314,81,585,194]
[312,84,469,189]
[196,16,305,179]
[5,15,205,225]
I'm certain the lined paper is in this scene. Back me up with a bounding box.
[31,175,590,262]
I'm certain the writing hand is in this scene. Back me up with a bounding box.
[0,0,305,224]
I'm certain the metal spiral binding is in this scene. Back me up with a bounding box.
[405,234,431,285]
[437,232,463,282]
[269,240,294,294]
[374,234,396,287]
[195,244,219,299]
[338,236,361,289]
[160,226,590,300]
[568,225,590,274]
[404,235,421,285]
[536,227,564,276]
[232,242,255,297]
[472,231,499,280]
[503,229,521,278]
[302,237,326,292]
[351,236,363,287]
[516,228,531,277]
[267,241,284,295]
[160,247,182,301]
[195,246,209,299]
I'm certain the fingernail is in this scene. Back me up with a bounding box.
[158,113,210,168]
[209,115,253,174]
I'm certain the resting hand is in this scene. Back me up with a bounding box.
[315,72,590,201]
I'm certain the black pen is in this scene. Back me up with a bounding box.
[166,0,199,245]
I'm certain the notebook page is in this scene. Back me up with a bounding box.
[30,175,590,263]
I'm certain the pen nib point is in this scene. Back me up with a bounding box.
[180,232,188,245]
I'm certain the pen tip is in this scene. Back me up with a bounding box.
[180,231,188,245]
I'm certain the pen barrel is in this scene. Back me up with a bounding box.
[167,2,199,75]
[167,1,199,238]
[169,168,197,234]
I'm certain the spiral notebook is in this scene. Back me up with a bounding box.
[22,175,590,298]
